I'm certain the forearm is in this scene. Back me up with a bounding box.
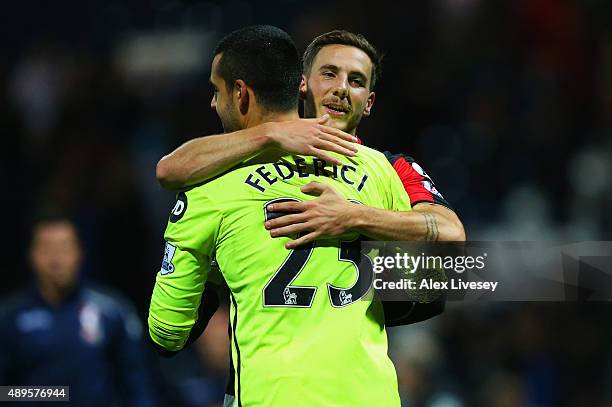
[148,257,206,352]
[149,282,219,357]
[148,296,195,352]
[157,124,272,189]
[349,204,465,241]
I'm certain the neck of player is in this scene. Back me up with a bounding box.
[245,110,299,128]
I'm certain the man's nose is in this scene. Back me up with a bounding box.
[332,87,349,99]
[332,77,349,98]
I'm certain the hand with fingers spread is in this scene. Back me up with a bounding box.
[156,114,358,189]
[264,181,357,249]
[266,115,359,165]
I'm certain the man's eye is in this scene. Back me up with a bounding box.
[322,71,335,78]
[351,79,364,87]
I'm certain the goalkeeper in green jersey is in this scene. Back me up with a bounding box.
[148,25,411,406]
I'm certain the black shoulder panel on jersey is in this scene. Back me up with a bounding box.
[383,150,454,210]
[383,151,404,165]
[383,150,420,165]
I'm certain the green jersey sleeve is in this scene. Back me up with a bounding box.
[148,191,222,352]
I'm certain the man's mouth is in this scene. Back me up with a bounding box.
[323,103,350,116]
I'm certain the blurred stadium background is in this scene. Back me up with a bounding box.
[2,0,612,405]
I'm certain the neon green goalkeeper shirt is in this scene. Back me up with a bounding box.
[149,146,411,407]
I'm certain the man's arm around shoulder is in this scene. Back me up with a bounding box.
[157,116,358,189]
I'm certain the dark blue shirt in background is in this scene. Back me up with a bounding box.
[0,284,157,406]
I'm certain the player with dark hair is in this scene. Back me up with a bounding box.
[148,25,410,406]
[0,217,156,407]
[302,30,383,88]
[212,25,303,115]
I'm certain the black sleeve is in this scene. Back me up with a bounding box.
[383,294,446,327]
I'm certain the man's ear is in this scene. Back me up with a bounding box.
[362,91,375,117]
[299,75,307,100]
[235,79,249,114]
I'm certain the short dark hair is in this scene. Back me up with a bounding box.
[303,30,383,90]
[29,214,80,246]
[213,25,301,112]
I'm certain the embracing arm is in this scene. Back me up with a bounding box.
[349,202,465,242]
[265,182,465,248]
[157,116,358,189]
[156,127,267,189]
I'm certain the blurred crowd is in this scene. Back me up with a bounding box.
[2,0,611,406]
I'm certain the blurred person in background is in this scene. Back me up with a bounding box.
[0,216,157,407]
